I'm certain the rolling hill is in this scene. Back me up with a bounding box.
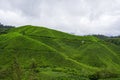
[0,25,120,80]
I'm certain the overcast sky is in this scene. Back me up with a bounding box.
[0,0,120,36]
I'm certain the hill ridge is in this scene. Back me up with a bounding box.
[0,25,120,80]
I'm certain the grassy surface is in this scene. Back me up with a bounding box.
[0,25,120,80]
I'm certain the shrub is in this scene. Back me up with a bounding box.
[89,70,119,80]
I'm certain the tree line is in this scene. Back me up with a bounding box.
[0,22,15,34]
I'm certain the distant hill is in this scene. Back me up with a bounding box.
[0,23,14,28]
[0,23,14,34]
[0,25,120,80]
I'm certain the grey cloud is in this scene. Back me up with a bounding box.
[0,0,120,36]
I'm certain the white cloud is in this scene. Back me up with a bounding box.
[0,10,29,26]
[0,0,120,36]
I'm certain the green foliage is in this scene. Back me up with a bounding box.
[105,38,120,45]
[89,70,119,80]
[0,25,120,80]
[11,57,22,80]
[28,58,39,80]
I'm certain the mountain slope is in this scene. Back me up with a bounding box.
[0,32,89,69]
[0,25,120,80]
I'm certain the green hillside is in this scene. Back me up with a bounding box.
[0,25,120,80]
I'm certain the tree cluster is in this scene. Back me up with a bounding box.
[0,22,15,34]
